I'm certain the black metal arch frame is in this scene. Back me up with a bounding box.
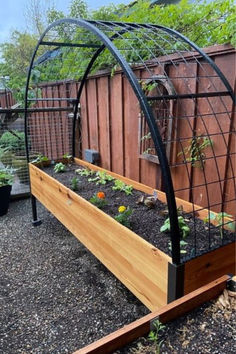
[24,18,235,265]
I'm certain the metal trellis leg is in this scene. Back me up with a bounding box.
[31,195,42,226]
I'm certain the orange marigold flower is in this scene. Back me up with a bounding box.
[97,191,105,199]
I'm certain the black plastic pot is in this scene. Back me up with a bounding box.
[0,185,12,216]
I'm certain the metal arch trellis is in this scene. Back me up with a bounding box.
[24,18,236,266]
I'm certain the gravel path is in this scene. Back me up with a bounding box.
[0,199,148,353]
[0,199,235,354]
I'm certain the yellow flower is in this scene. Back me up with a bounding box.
[118,206,126,213]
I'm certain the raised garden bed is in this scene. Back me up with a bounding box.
[29,158,235,311]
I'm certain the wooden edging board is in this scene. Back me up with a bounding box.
[29,163,171,311]
[74,275,230,354]
[74,158,234,230]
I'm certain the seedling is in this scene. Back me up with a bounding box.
[204,212,235,239]
[62,153,72,163]
[148,319,166,354]
[75,168,95,177]
[89,191,107,209]
[178,135,213,169]
[114,206,133,228]
[168,240,188,254]
[160,215,190,239]
[88,170,114,185]
[70,176,79,191]
[54,162,66,173]
[112,179,133,195]
[32,154,49,167]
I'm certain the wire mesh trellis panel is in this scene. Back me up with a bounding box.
[25,19,235,265]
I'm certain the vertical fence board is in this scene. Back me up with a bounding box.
[97,76,111,170]
[86,79,99,150]
[110,73,124,175]
[123,73,140,181]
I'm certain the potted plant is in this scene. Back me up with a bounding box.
[0,167,14,216]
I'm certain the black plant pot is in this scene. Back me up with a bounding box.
[0,185,12,216]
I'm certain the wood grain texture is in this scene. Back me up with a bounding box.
[184,243,235,294]
[29,163,170,311]
[74,275,229,354]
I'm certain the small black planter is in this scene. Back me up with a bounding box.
[0,185,12,216]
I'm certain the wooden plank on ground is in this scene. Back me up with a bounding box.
[74,275,229,354]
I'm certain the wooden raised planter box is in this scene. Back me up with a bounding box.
[29,158,235,311]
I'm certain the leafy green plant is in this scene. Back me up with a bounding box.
[89,191,107,209]
[88,170,114,185]
[112,179,133,195]
[114,206,133,228]
[75,168,95,177]
[168,240,188,255]
[160,215,190,239]
[204,212,235,238]
[54,162,66,173]
[148,319,166,354]
[0,131,26,151]
[70,176,79,191]
[32,154,49,166]
[0,167,15,187]
[62,153,73,163]
[178,135,213,169]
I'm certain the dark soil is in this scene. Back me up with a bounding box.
[43,163,235,260]
[0,199,148,353]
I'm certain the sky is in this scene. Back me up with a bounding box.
[0,0,131,43]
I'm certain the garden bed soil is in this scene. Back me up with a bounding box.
[43,163,235,260]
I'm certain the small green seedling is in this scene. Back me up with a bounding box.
[168,240,188,254]
[54,162,66,173]
[89,192,107,209]
[32,154,49,164]
[160,215,190,239]
[112,179,133,195]
[114,206,133,228]
[75,168,95,177]
[204,212,235,239]
[70,176,79,191]
[88,170,114,185]
[148,319,166,354]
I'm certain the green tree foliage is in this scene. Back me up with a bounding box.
[0,0,235,102]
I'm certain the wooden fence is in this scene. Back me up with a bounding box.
[29,44,236,215]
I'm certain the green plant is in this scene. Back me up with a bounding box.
[88,170,114,185]
[0,147,14,166]
[114,206,133,228]
[204,212,235,238]
[70,176,79,191]
[112,179,133,195]
[32,154,49,164]
[54,162,66,173]
[168,240,188,255]
[0,167,15,187]
[160,215,190,239]
[89,191,107,209]
[75,168,95,177]
[0,131,26,152]
[178,135,213,169]
[62,153,72,163]
[148,319,166,354]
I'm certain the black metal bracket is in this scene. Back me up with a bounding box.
[167,262,185,303]
[32,220,42,227]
